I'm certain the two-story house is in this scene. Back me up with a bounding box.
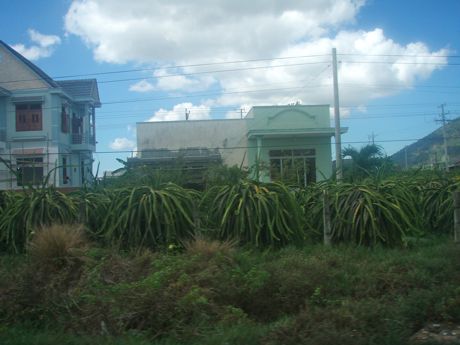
[0,40,100,189]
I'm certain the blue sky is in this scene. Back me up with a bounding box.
[1,0,459,173]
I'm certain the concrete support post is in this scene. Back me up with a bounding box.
[323,190,332,245]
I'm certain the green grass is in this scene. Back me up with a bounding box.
[0,237,459,345]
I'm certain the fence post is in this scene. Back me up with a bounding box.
[454,191,460,243]
[323,190,332,245]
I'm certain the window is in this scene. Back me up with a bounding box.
[61,106,69,133]
[269,149,316,186]
[16,157,44,186]
[16,103,42,131]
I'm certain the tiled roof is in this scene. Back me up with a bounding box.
[0,40,59,88]
[56,79,101,106]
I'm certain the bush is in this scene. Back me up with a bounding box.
[28,224,88,270]
[201,181,304,247]
[100,184,197,250]
[0,188,78,253]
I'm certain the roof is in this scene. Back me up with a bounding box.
[0,40,59,88]
[56,79,101,106]
[0,41,101,107]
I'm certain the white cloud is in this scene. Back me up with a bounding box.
[109,137,136,150]
[12,29,61,60]
[147,102,211,122]
[64,1,448,112]
[65,0,365,63]
[153,69,216,92]
[129,79,154,92]
[213,28,448,109]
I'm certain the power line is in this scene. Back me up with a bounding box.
[2,136,458,157]
[2,51,456,84]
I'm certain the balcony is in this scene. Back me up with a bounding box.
[71,133,96,151]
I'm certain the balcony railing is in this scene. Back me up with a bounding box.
[72,133,96,145]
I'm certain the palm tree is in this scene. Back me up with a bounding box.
[342,144,386,181]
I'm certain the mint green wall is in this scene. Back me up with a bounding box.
[247,105,330,130]
[245,105,333,182]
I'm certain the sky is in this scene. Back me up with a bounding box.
[1,0,459,173]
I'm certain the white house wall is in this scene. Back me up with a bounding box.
[137,119,248,167]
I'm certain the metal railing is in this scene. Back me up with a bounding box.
[72,133,96,145]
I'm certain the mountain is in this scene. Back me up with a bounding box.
[391,117,460,169]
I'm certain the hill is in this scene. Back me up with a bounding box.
[391,117,460,168]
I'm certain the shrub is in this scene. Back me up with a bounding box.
[183,235,237,259]
[28,224,88,269]
[0,188,77,253]
[100,184,197,249]
[202,181,303,247]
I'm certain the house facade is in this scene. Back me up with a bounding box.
[132,104,347,185]
[0,40,100,189]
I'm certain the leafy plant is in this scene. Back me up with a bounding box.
[328,181,418,246]
[0,188,78,253]
[99,184,197,249]
[202,180,303,247]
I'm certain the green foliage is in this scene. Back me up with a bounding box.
[203,164,247,188]
[99,184,197,249]
[329,181,419,246]
[1,239,459,344]
[342,144,395,182]
[100,162,188,189]
[69,188,113,236]
[0,188,78,253]
[202,180,304,247]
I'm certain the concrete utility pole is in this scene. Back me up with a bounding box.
[332,48,343,180]
[436,104,450,171]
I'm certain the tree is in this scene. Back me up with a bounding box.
[342,144,387,181]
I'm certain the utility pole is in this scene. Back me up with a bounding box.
[368,132,377,145]
[436,104,450,171]
[332,48,343,180]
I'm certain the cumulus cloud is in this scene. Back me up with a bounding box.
[65,0,365,63]
[109,137,136,150]
[147,102,211,122]
[213,28,448,109]
[129,80,154,93]
[12,29,61,60]
[64,1,448,110]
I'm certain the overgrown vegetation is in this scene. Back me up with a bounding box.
[0,169,458,252]
[0,162,459,344]
[0,233,459,344]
